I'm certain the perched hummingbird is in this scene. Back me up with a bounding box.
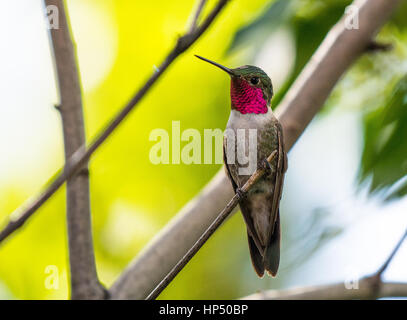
[195,55,287,277]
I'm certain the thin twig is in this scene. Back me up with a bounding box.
[146,151,277,300]
[109,0,401,300]
[242,280,407,300]
[0,0,230,245]
[44,0,105,299]
[375,228,407,277]
[189,0,207,32]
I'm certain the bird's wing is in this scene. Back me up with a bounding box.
[266,121,287,241]
[263,121,287,276]
[223,136,238,192]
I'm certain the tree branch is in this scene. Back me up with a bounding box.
[242,279,407,300]
[109,0,401,300]
[375,228,407,277]
[43,0,105,299]
[0,0,230,244]
[146,151,277,300]
[189,0,207,32]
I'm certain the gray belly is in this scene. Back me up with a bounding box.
[224,110,278,188]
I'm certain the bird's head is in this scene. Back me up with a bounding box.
[195,55,273,114]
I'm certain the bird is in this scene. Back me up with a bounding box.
[195,55,287,277]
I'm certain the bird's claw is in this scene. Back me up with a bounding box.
[236,188,246,199]
[262,159,273,176]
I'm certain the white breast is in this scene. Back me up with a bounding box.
[226,108,275,130]
[225,108,276,176]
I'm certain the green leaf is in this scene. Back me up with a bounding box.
[359,75,407,199]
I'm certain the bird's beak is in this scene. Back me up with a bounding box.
[195,55,235,76]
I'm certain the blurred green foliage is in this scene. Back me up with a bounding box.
[1,0,407,300]
[360,75,407,200]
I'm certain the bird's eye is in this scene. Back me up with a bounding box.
[250,77,259,85]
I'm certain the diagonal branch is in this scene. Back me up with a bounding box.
[44,0,105,299]
[0,0,230,244]
[109,0,401,300]
[242,280,407,300]
[189,0,207,32]
[146,151,277,300]
[375,228,407,278]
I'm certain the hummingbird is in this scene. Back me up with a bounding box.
[195,55,287,277]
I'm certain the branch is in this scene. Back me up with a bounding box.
[189,0,207,32]
[242,279,407,300]
[44,0,105,299]
[375,228,407,277]
[243,227,407,300]
[0,0,230,244]
[146,151,277,300]
[109,0,401,300]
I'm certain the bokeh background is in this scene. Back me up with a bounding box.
[1,0,407,299]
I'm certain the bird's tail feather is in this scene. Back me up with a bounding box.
[247,212,281,277]
[247,232,265,277]
[264,212,281,277]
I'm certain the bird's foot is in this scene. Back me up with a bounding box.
[236,188,246,200]
[262,159,273,176]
